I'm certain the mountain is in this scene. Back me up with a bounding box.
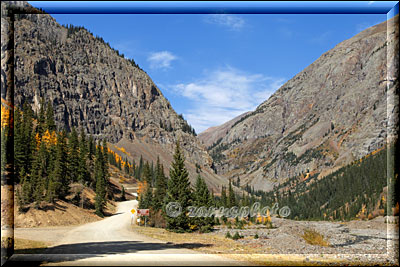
[6,1,227,191]
[198,111,251,148]
[207,16,399,191]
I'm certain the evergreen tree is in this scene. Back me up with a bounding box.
[37,97,46,137]
[77,128,89,184]
[68,127,80,182]
[101,139,109,178]
[193,175,214,231]
[19,169,32,205]
[14,107,24,183]
[124,157,130,174]
[164,141,192,232]
[228,179,236,208]
[153,157,167,211]
[48,130,69,201]
[31,141,48,207]
[143,162,152,185]
[87,134,96,188]
[220,186,227,207]
[45,101,56,132]
[121,185,126,201]
[135,155,144,180]
[139,181,153,209]
[21,102,35,175]
[94,142,106,217]
[88,134,96,160]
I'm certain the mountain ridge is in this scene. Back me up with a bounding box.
[4,1,229,191]
[206,15,399,191]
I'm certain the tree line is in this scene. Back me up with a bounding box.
[250,145,397,221]
[14,99,110,217]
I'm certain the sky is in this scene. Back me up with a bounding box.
[28,2,393,133]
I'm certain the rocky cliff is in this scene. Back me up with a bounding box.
[3,1,227,190]
[207,16,399,191]
[198,111,251,148]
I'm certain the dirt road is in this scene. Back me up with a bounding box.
[11,200,248,266]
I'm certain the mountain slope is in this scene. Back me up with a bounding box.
[198,111,251,148]
[207,16,399,191]
[9,2,226,190]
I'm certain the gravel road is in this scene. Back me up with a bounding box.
[11,200,248,266]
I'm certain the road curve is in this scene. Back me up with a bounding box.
[11,200,248,266]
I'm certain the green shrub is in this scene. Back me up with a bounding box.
[254,233,259,239]
[232,231,243,240]
[225,232,232,239]
[199,225,212,233]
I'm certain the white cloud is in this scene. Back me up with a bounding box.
[205,14,245,31]
[147,51,177,70]
[171,67,285,133]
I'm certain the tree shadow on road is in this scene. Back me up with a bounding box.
[8,240,213,266]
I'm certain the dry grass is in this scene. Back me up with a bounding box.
[132,225,261,254]
[301,228,330,247]
[14,238,49,250]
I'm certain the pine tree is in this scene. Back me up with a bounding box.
[88,134,95,160]
[48,130,69,201]
[153,157,167,211]
[68,127,80,182]
[193,175,214,232]
[143,162,152,185]
[94,141,106,217]
[164,141,192,232]
[21,102,35,175]
[220,186,227,207]
[45,101,56,132]
[124,157,130,174]
[228,179,236,208]
[77,128,89,184]
[102,139,110,199]
[31,141,48,207]
[14,107,24,183]
[37,97,46,137]
[136,155,144,180]
[87,134,96,188]
[139,181,153,209]
[121,185,126,201]
[19,169,32,205]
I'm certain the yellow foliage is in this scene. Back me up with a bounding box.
[137,181,148,198]
[35,133,41,149]
[41,130,57,146]
[1,105,12,128]
[107,147,131,170]
[189,224,198,230]
[301,228,330,247]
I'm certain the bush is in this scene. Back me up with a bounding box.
[265,221,275,229]
[301,228,330,247]
[235,220,245,229]
[225,232,232,239]
[254,233,259,239]
[199,225,213,233]
[232,231,243,240]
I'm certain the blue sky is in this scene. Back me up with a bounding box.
[28,2,392,133]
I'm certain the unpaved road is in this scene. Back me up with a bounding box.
[11,200,248,266]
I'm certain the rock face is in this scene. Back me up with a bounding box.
[207,16,399,191]
[198,111,251,148]
[5,1,228,190]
